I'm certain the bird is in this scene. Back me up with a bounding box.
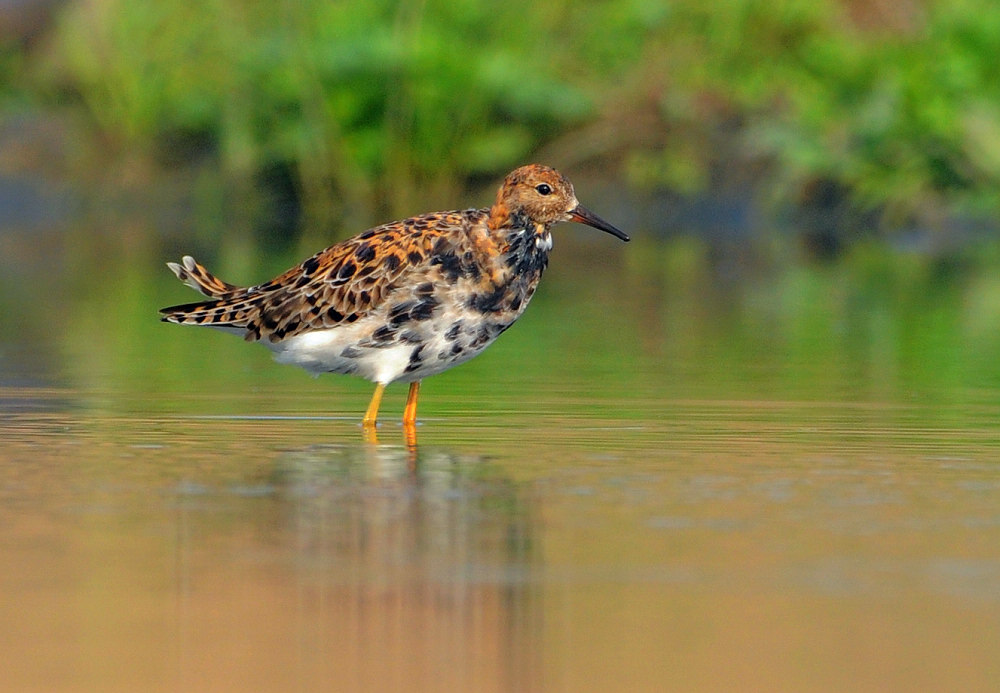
[160,164,629,428]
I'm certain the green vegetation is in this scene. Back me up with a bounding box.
[7,0,1000,232]
[641,0,1000,220]
[42,0,643,225]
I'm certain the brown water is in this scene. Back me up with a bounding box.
[4,394,1000,692]
[2,235,1000,691]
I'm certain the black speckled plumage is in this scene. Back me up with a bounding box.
[160,164,629,426]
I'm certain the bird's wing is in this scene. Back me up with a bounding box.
[160,210,483,342]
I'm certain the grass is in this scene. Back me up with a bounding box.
[9,0,1000,238]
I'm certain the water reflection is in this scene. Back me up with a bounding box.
[168,437,541,692]
[4,395,1000,690]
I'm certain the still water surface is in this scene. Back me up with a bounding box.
[2,236,1000,691]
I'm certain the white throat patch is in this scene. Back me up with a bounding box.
[535,232,553,251]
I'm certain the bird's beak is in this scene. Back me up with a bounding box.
[569,205,630,242]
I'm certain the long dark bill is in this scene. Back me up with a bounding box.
[569,205,630,242]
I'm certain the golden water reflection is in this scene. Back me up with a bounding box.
[2,397,1000,691]
[3,410,542,692]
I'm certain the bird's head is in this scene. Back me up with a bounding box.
[488,164,629,242]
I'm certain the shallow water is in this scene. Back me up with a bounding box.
[2,235,1000,691]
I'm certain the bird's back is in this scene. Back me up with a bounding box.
[161,208,491,342]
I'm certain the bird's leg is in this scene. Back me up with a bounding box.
[404,423,418,462]
[363,383,386,428]
[402,381,421,426]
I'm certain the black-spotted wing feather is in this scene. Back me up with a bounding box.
[160,210,484,342]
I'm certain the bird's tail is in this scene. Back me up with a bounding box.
[161,256,262,340]
[166,255,241,298]
[159,295,259,336]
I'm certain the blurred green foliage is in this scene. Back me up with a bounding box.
[640,0,1000,220]
[9,0,1000,227]
[42,0,652,223]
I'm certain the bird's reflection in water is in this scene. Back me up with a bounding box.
[361,421,419,462]
[264,434,541,690]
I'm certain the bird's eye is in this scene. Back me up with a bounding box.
[535,183,552,196]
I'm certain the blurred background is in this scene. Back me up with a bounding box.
[4,0,1000,223]
[5,0,1000,229]
[2,0,1000,404]
[0,0,998,405]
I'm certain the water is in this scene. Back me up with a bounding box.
[2,230,1000,691]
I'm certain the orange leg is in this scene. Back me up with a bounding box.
[404,422,418,460]
[402,381,421,426]
[363,383,386,428]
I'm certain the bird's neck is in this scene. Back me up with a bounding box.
[480,204,552,280]
[499,218,552,280]
[485,204,544,243]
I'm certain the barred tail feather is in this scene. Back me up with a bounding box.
[166,255,241,298]
[159,296,265,340]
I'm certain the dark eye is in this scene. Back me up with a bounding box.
[535,183,552,196]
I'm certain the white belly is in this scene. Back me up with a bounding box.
[262,313,504,385]
[264,323,398,382]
